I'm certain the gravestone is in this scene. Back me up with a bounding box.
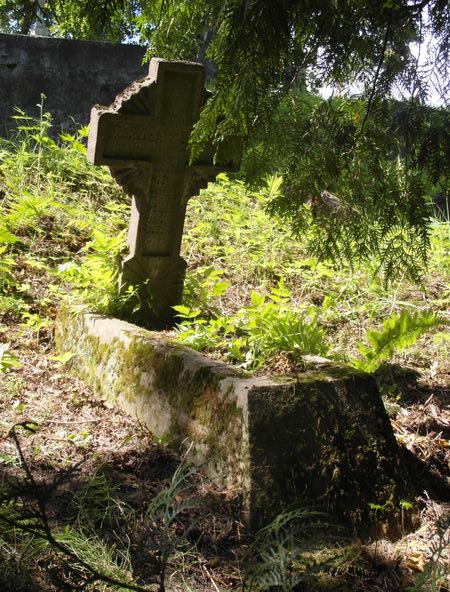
[56,310,415,536]
[87,58,240,327]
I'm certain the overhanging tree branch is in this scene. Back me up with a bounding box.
[358,17,393,138]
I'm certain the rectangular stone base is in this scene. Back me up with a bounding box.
[55,310,414,535]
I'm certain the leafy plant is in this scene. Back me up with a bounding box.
[0,343,21,373]
[141,463,202,592]
[50,524,135,589]
[176,280,328,370]
[57,228,126,314]
[183,174,299,296]
[0,105,127,328]
[0,246,15,290]
[0,425,130,590]
[244,508,345,592]
[74,469,131,532]
[351,309,444,373]
[182,266,229,318]
[429,218,450,277]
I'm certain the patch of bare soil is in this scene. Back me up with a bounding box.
[1,311,449,591]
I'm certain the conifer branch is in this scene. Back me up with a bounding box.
[359,18,393,138]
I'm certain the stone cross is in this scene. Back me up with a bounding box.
[87,58,240,328]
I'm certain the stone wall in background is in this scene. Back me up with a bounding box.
[0,33,147,135]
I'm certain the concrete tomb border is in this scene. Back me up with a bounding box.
[56,310,414,535]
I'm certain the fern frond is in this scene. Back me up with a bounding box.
[352,309,444,373]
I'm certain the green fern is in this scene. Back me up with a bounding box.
[244,508,346,592]
[351,309,444,373]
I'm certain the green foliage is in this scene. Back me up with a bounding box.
[0,105,127,321]
[0,0,41,34]
[179,173,450,370]
[244,508,350,592]
[245,508,315,592]
[145,463,199,528]
[0,246,15,291]
[351,309,444,373]
[51,524,136,589]
[0,0,143,39]
[245,92,448,282]
[176,280,328,370]
[145,1,448,279]
[429,218,450,277]
[0,342,21,373]
[182,266,229,318]
[2,0,449,277]
[57,228,126,315]
[1,110,448,376]
[143,463,201,568]
[183,173,303,294]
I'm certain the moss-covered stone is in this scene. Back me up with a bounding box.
[55,307,415,538]
[246,374,415,536]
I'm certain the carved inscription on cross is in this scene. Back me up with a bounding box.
[87,58,240,328]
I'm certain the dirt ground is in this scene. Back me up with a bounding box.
[0,311,449,591]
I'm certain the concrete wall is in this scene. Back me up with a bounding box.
[0,33,147,135]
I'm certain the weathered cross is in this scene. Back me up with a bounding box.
[87,58,240,328]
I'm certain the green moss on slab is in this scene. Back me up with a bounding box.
[56,307,415,539]
[247,376,415,537]
[56,307,246,469]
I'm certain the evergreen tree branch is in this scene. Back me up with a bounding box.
[359,16,393,138]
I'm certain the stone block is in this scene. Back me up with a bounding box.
[55,310,414,536]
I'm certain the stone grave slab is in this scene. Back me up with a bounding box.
[87,58,240,328]
[56,309,414,536]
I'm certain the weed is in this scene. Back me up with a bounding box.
[140,463,203,592]
[0,424,152,591]
[182,266,229,317]
[0,104,127,327]
[0,424,209,592]
[75,468,131,531]
[429,219,450,277]
[0,343,21,373]
[0,246,16,290]
[57,228,126,315]
[244,508,348,591]
[351,309,445,373]
[176,280,328,370]
[20,312,50,343]
[51,524,135,589]
[0,375,26,399]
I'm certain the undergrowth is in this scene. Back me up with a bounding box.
[0,108,449,590]
[179,177,449,372]
[0,108,449,372]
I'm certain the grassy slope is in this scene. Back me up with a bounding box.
[0,115,449,591]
